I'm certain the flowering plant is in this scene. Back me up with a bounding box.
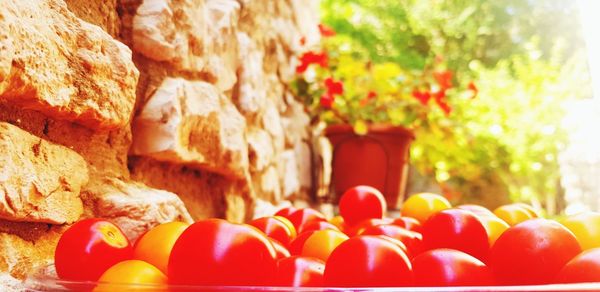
[293,25,476,134]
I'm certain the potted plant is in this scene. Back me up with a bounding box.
[292,25,475,210]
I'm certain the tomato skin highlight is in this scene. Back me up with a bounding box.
[168,219,277,286]
[556,248,600,283]
[55,218,133,282]
[422,209,489,261]
[250,216,297,247]
[273,256,325,287]
[324,235,414,287]
[339,185,386,226]
[490,218,581,285]
[412,248,494,287]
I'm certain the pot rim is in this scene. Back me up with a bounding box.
[324,123,415,139]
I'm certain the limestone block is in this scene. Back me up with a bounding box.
[131,77,248,179]
[0,221,64,280]
[0,0,138,129]
[83,177,193,241]
[235,32,267,116]
[133,0,239,91]
[247,128,274,172]
[262,99,285,156]
[252,166,282,203]
[0,122,88,224]
[281,98,310,147]
[294,142,313,190]
[280,150,300,198]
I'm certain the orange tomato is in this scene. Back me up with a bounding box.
[401,193,451,223]
[493,204,533,226]
[301,229,349,262]
[133,221,189,275]
[561,212,600,250]
[94,260,167,292]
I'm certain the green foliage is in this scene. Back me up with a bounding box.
[320,0,592,208]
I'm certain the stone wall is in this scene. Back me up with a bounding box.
[0,0,319,286]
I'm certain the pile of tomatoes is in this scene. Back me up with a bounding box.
[54,185,600,289]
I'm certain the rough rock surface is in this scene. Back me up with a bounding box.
[0,0,139,129]
[0,122,88,224]
[131,78,248,179]
[83,177,193,241]
[0,0,321,286]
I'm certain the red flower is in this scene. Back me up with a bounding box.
[367,91,377,99]
[318,24,336,37]
[296,51,329,73]
[434,70,453,90]
[299,36,306,46]
[325,77,344,96]
[433,90,452,116]
[320,94,334,109]
[359,91,377,107]
[412,89,431,105]
[468,81,478,99]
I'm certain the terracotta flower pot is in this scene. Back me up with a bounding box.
[325,124,414,210]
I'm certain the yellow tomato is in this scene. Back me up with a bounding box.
[561,212,600,250]
[329,215,347,232]
[94,260,167,292]
[301,229,349,262]
[512,203,541,218]
[478,214,510,246]
[133,221,189,275]
[493,204,532,226]
[401,193,452,223]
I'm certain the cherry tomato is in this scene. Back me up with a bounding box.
[273,256,325,287]
[288,208,327,234]
[490,218,581,285]
[168,219,277,286]
[512,203,541,218]
[270,238,291,260]
[412,248,494,287]
[391,216,423,233]
[339,185,386,226]
[55,218,133,281]
[401,193,451,223]
[275,206,298,219]
[328,215,348,232]
[477,215,510,246]
[561,211,600,250]
[288,231,316,255]
[324,235,413,287]
[556,248,600,283]
[493,204,532,226]
[249,216,297,247]
[301,229,349,262]
[345,218,391,237]
[422,209,489,261]
[456,204,495,217]
[133,221,189,275]
[360,224,423,257]
[94,260,166,292]
[301,220,340,233]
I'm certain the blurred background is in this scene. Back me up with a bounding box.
[319,0,599,215]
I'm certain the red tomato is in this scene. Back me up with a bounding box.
[249,216,297,247]
[288,231,316,255]
[275,206,298,219]
[490,218,581,285]
[168,219,277,286]
[422,209,489,261]
[300,220,340,233]
[391,216,423,233]
[324,235,413,287]
[360,224,423,257]
[412,248,494,286]
[339,185,386,226]
[288,208,327,233]
[55,218,133,281]
[270,238,291,260]
[345,218,391,237]
[273,256,325,287]
[556,248,600,283]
